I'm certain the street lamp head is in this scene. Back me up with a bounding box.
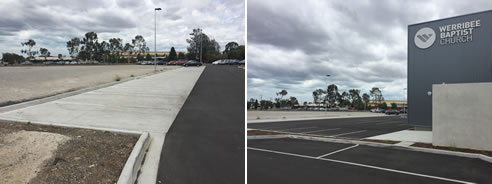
[155,8,162,10]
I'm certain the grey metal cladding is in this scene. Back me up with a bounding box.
[407,10,492,127]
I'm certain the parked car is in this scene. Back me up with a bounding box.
[212,60,223,65]
[375,109,386,113]
[184,60,202,67]
[239,60,245,65]
[385,109,400,115]
[174,61,186,65]
[21,61,33,65]
[157,61,165,65]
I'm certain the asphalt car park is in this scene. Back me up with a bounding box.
[248,116,412,139]
[248,138,492,184]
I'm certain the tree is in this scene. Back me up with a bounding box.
[168,47,177,61]
[370,87,384,108]
[58,54,63,60]
[260,100,274,110]
[108,38,123,63]
[2,53,24,64]
[187,28,221,62]
[21,39,38,59]
[362,93,370,110]
[132,35,148,54]
[391,103,397,109]
[254,99,259,110]
[223,42,239,54]
[312,89,324,104]
[348,89,362,109]
[340,91,350,107]
[81,32,98,60]
[227,45,245,60]
[67,37,81,58]
[39,48,50,61]
[145,53,152,60]
[288,96,299,107]
[178,52,185,60]
[123,43,134,63]
[326,84,338,107]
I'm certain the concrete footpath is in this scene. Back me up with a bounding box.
[0,67,205,183]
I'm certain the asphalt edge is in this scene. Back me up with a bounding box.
[247,134,492,164]
[247,114,391,123]
[0,67,180,113]
[117,132,151,184]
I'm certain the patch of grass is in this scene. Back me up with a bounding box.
[256,116,260,120]
[130,74,135,77]
[114,74,121,81]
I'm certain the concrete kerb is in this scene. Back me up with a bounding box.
[0,67,178,113]
[0,119,152,184]
[247,133,492,164]
[117,132,151,184]
[247,114,390,124]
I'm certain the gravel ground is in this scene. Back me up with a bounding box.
[248,110,386,121]
[0,65,179,106]
[0,121,138,184]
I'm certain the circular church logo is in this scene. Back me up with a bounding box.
[414,27,436,49]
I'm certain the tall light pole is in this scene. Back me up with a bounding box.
[198,28,203,64]
[325,74,331,110]
[404,88,407,113]
[154,7,162,71]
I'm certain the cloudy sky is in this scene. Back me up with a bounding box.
[247,0,492,103]
[0,0,244,57]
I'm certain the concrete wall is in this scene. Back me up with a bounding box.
[433,82,492,151]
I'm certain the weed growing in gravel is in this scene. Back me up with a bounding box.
[114,75,121,81]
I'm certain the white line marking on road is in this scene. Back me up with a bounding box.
[300,128,340,134]
[398,123,410,126]
[329,130,367,137]
[316,144,359,158]
[247,147,475,184]
[253,124,301,130]
[356,120,403,125]
[278,127,317,131]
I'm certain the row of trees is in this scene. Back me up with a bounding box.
[186,28,245,62]
[4,29,244,64]
[247,85,387,111]
[65,32,151,63]
[311,85,383,110]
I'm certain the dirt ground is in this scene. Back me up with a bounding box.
[0,121,138,184]
[0,65,179,106]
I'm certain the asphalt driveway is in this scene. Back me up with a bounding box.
[156,65,244,184]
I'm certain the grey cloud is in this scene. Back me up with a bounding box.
[247,2,330,54]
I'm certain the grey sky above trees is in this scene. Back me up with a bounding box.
[247,0,492,103]
[0,0,244,57]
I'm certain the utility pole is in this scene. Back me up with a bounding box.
[154,7,162,71]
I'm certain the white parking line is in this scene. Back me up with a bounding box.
[253,124,301,130]
[247,147,475,184]
[300,128,340,134]
[316,144,359,158]
[278,127,317,131]
[329,130,367,137]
